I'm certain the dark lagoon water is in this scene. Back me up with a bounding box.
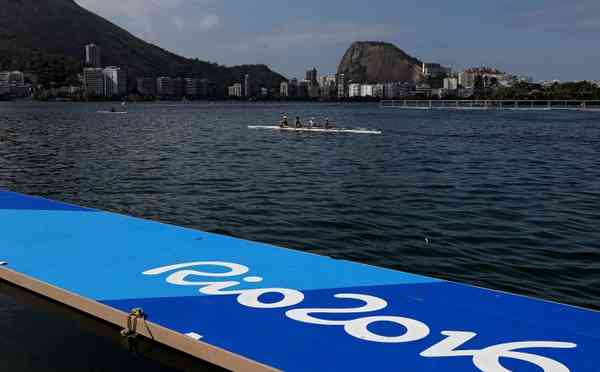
[1,102,599,371]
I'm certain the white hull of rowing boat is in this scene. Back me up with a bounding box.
[248,126,382,135]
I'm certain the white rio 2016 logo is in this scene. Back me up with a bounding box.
[143,261,577,372]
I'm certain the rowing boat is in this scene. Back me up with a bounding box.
[248,125,382,135]
[97,111,128,114]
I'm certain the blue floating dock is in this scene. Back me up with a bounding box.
[0,190,598,371]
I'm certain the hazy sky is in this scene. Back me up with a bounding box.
[75,0,600,81]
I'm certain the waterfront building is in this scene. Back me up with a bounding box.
[423,63,450,78]
[373,84,385,98]
[306,67,318,86]
[83,67,105,96]
[384,82,399,99]
[198,79,211,97]
[57,86,82,97]
[103,66,127,97]
[458,72,475,88]
[360,84,374,97]
[297,80,310,98]
[172,78,185,98]
[228,83,243,97]
[458,88,474,98]
[0,71,25,88]
[348,83,362,98]
[443,77,459,90]
[280,81,289,97]
[308,84,320,98]
[336,73,347,98]
[383,82,412,99]
[244,74,252,97]
[85,44,101,67]
[137,77,157,96]
[415,84,432,97]
[433,88,447,99]
[0,72,8,86]
[319,75,337,98]
[157,77,175,98]
[183,78,198,97]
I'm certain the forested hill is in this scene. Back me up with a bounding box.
[0,0,285,91]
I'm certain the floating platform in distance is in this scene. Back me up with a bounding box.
[0,190,598,371]
[381,99,600,112]
[249,125,382,135]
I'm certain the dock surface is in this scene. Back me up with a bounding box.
[0,190,598,371]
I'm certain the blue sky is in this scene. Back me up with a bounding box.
[76,0,600,81]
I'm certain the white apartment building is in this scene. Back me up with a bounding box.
[103,67,126,97]
[360,84,375,97]
[443,77,458,90]
[228,83,243,97]
[280,81,289,97]
[85,44,102,67]
[348,83,361,97]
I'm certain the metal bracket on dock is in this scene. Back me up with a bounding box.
[121,307,146,339]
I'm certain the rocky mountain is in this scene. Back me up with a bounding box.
[0,0,285,92]
[337,41,423,84]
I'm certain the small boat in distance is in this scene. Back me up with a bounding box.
[97,110,128,114]
[97,106,127,114]
[248,125,382,135]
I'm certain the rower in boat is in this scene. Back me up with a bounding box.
[324,118,333,129]
[280,115,289,128]
[295,116,302,128]
[308,117,315,128]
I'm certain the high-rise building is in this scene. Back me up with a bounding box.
[280,81,289,97]
[289,78,298,97]
[244,74,252,97]
[85,44,102,67]
[157,77,175,98]
[137,78,157,96]
[83,68,105,96]
[319,75,337,98]
[103,66,127,97]
[336,73,346,98]
[306,68,318,85]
